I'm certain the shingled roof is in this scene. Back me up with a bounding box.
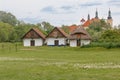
[69,26,91,40]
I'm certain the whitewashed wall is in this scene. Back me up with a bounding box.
[35,39,43,46]
[23,38,43,46]
[69,39,91,47]
[81,40,91,46]
[46,38,66,46]
[70,40,77,47]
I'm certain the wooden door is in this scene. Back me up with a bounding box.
[77,39,80,46]
[54,40,59,46]
[31,40,35,46]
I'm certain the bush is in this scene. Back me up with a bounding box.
[81,42,120,49]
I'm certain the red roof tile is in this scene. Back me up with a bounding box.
[83,18,100,27]
[82,20,91,27]
[68,25,78,33]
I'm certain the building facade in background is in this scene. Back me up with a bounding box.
[81,9,113,29]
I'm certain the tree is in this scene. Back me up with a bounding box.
[89,19,111,32]
[0,11,18,26]
[61,25,69,34]
[100,29,120,42]
[0,22,15,42]
[87,19,112,41]
[87,29,101,41]
[15,23,38,41]
[41,21,54,34]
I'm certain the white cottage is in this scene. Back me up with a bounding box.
[22,28,45,46]
[46,27,68,46]
[69,26,91,47]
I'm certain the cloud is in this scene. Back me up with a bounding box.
[108,0,120,6]
[80,2,102,7]
[0,0,120,26]
[19,17,44,24]
[41,6,56,13]
[61,6,74,10]
[108,0,120,3]
[59,5,78,14]
[41,6,75,14]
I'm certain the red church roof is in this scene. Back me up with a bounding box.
[68,25,78,33]
[82,18,100,27]
[82,20,91,27]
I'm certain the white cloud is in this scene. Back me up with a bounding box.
[0,0,120,26]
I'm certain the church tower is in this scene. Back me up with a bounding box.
[88,14,90,20]
[107,9,113,26]
[95,9,99,19]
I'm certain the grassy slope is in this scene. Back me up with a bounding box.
[0,43,120,80]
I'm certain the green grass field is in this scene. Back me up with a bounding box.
[0,43,120,80]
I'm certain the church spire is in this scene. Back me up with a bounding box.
[95,9,99,19]
[108,8,112,19]
[88,14,90,20]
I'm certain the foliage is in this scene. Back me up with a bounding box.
[0,10,120,45]
[100,29,120,42]
[40,21,54,34]
[15,23,38,41]
[0,11,49,42]
[61,25,69,34]
[87,29,101,41]
[81,42,120,49]
[87,19,112,42]
[0,22,15,42]
[89,19,111,32]
[0,11,18,26]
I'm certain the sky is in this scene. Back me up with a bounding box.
[0,0,120,26]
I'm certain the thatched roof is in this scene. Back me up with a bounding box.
[32,28,46,39]
[22,28,46,40]
[46,27,68,38]
[57,27,68,38]
[69,26,91,40]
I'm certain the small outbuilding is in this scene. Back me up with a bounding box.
[69,26,91,47]
[22,28,45,46]
[46,27,68,46]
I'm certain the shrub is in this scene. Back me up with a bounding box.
[81,42,120,49]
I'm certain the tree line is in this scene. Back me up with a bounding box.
[0,11,54,42]
[0,10,120,44]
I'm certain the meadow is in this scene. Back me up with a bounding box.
[0,43,120,80]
